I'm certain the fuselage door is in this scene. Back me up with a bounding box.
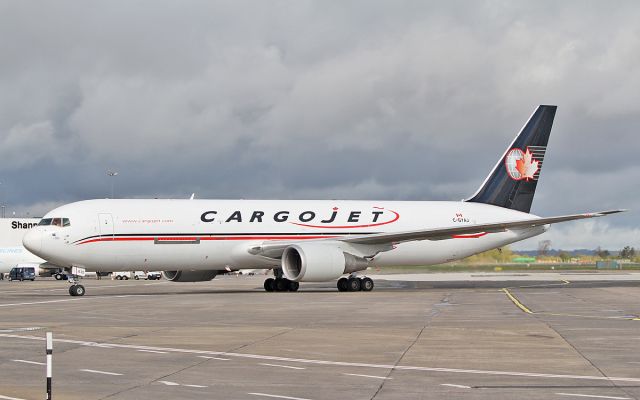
[98,213,114,237]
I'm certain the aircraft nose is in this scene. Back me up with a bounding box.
[23,229,42,254]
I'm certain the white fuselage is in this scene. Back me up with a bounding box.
[23,199,546,272]
[0,218,46,274]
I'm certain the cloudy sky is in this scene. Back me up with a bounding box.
[0,1,638,250]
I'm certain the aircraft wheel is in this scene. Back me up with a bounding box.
[74,285,85,296]
[264,278,275,292]
[54,273,62,280]
[337,278,349,292]
[123,276,129,280]
[347,277,361,292]
[134,275,139,280]
[69,285,77,296]
[274,278,288,292]
[287,281,300,292]
[361,277,374,292]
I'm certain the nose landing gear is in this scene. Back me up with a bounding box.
[69,284,85,296]
[67,275,85,297]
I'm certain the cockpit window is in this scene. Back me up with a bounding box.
[37,218,71,227]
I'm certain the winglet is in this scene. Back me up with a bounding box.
[594,209,627,216]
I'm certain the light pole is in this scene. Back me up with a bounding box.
[0,181,4,218]
[107,170,118,198]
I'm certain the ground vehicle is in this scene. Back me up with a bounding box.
[53,270,68,280]
[132,271,162,280]
[113,271,131,280]
[8,266,36,281]
[146,271,162,280]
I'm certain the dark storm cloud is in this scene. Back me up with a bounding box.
[0,0,638,249]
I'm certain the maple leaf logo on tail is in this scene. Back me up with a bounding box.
[515,148,539,180]
[505,147,540,181]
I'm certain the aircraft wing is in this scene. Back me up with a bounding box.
[249,210,625,258]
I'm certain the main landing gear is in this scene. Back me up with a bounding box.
[337,276,374,292]
[264,277,299,292]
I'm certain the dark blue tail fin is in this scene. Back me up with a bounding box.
[466,105,557,213]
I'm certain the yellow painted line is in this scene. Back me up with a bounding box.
[501,288,533,314]
[502,287,638,321]
[561,279,571,285]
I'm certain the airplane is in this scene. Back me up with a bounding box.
[22,105,623,296]
[0,218,66,280]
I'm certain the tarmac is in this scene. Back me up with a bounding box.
[1,272,639,400]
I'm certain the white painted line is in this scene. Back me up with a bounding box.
[79,368,123,376]
[0,298,83,307]
[0,395,27,400]
[343,373,391,380]
[440,383,471,389]
[0,294,151,307]
[260,363,306,370]
[184,384,208,388]
[3,333,640,384]
[158,381,180,386]
[556,393,631,400]
[12,359,45,366]
[198,355,230,361]
[137,349,168,354]
[248,393,312,400]
[0,327,42,333]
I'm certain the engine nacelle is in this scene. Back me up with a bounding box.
[162,270,217,282]
[281,243,370,282]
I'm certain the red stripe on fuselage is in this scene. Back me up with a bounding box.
[76,235,339,245]
[451,232,488,239]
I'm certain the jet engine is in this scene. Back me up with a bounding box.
[162,270,218,282]
[281,243,370,282]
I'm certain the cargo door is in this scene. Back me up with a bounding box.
[98,213,114,238]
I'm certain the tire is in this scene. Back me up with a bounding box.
[54,274,62,280]
[115,276,121,280]
[361,277,374,292]
[264,278,275,292]
[347,277,361,292]
[337,277,349,292]
[123,276,129,280]
[69,285,77,296]
[274,278,288,292]
[134,275,139,280]
[287,281,300,292]
[74,285,85,296]
[31,279,35,281]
